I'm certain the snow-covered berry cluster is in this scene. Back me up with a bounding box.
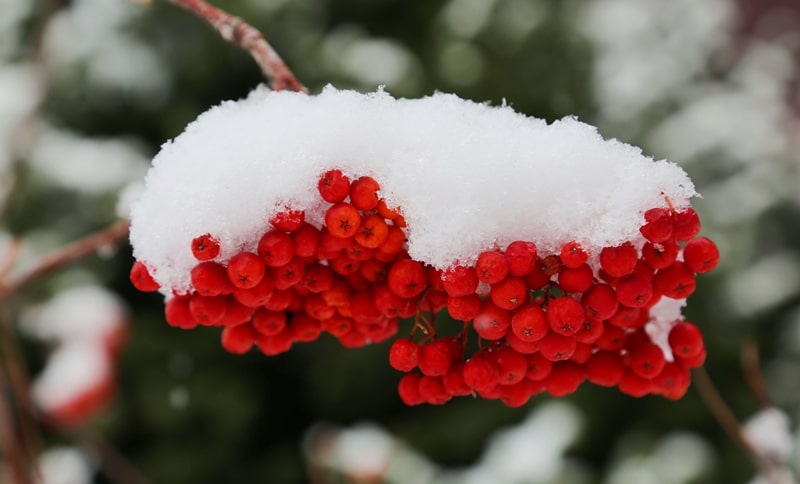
[128,87,718,407]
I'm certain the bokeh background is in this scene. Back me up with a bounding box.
[2,0,800,482]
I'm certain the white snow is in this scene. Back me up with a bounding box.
[742,407,794,462]
[37,446,94,484]
[31,343,112,412]
[130,86,697,294]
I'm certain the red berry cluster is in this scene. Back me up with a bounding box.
[131,173,718,407]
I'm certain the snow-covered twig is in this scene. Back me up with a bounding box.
[164,0,306,92]
[0,220,130,301]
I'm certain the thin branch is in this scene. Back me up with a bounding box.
[741,340,773,408]
[164,0,306,92]
[0,219,130,301]
[78,433,153,484]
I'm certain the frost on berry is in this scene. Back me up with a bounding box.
[129,87,719,407]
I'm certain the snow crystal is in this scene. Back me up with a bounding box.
[130,86,697,294]
[742,407,794,462]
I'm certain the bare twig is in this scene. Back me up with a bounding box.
[164,0,306,92]
[0,219,130,301]
[741,340,773,408]
[79,433,153,484]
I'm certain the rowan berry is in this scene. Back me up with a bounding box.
[321,316,353,338]
[447,293,481,321]
[373,284,412,317]
[389,338,419,372]
[377,225,406,256]
[164,297,197,329]
[683,237,719,273]
[130,261,160,292]
[558,264,594,293]
[546,297,584,336]
[618,370,653,398]
[668,322,704,358]
[524,264,551,290]
[559,241,588,268]
[505,330,539,354]
[541,254,563,276]
[653,262,696,299]
[191,261,234,296]
[292,223,320,258]
[504,241,538,276]
[442,265,479,297]
[350,289,382,324]
[221,298,254,326]
[538,331,577,361]
[418,375,451,405]
[499,380,536,407]
[492,347,528,385]
[652,362,689,399]
[615,272,653,308]
[627,342,666,379]
[301,265,334,293]
[600,242,638,277]
[463,356,501,392]
[476,250,509,284]
[221,323,257,354]
[338,330,368,349]
[574,317,604,344]
[595,325,626,351]
[490,277,528,310]
[570,342,592,364]
[325,203,362,238]
[525,353,553,381]
[258,330,294,355]
[262,288,292,311]
[473,300,511,340]
[304,293,337,320]
[545,362,585,397]
[252,308,287,336]
[671,208,701,241]
[397,374,424,405]
[511,304,548,342]
[191,233,220,261]
[226,252,265,289]
[317,169,350,203]
[189,295,227,326]
[443,363,472,396]
[387,259,427,298]
[290,313,322,342]
[607,306,647,329]
[269,257,306,290]
[269,208,305,232]
[640,208,673,243]
[581,284,618,320]
[419,339,452,377]
[258,231,295,267]
[587,351,625,387]
[354,214,389,249]
[329,255,360,276]
[642,240,679,270]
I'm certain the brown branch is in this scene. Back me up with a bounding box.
[0,219,130,301]
[165,0,306,92]
[741,340,773,408]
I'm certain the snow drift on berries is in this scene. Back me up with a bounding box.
[130,86,696,294]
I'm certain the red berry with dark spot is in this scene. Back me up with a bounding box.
[130,261,160,292]
[388,259,428,298]
[504,241,538,276]
[581,283,618,320]
[558,264,594,293]
[389,338,419,372]
[525,353,553,381]
[476,250,509,284]
[442,265,479,297]
[627,342,666,379]
[600,242,638,277]
[325,203,362,238]
[653,262,696,299]
[615,272,653,308]
[559,241,588,268]
[683,237,719,273]
[490,277,528,310]
[538,331,577,361]
[317,169,350,203]
[227,252,265,289]
[668,321,704,358]
[640,208,673,243]
[671,208,701,241]
[473,300,512,340]
[587,351,625,387]
[221,323,257,354]
[545,362,585,396]
[191,261,234,296]
[546,297,584,336]
[511,304,548,342]
[349,176,380,211]
[258,231,295,267]
[191,233,220,261]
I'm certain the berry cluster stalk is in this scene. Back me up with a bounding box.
[165,0,306,92]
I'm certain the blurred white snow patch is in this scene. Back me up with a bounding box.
[441,0,496,38]
[726,252,800,317]
[749,468,797,484]
[38,446,94,484]
[474,401,583,482]
[29,127,149,195]
[576,0,732,122]
[645,298,686,361]
[32,343,112,412]
[130,87,697,294]
[117,180,145,219]
[21,285,127,344]
[0,0,32,59]
[338,38,421,88]
[743,407,794,462]
[490,0,547,49]
[606,432,713,484]
[0,63,39,167]
[335,423,395,478]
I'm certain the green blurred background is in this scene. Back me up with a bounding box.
[2,0,800,482]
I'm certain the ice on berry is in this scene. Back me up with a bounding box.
[129,86,695,294]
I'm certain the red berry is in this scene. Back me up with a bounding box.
[292,223,320,258]
[668,321,704,358]
[581,284,618,320]
[443,363,472,396]
[618,370,653,397]
[559,241,588,268]
[653,262,696,299]
[627,342,666,379]
[191,233,220,261]
[544,362,585,396]
[325,203,362,238]
[373,285,412,317]
[252,308,287,336]
[221,298,253,326]
[463,356,500,392]
[418,375,451,405]
[595,325,625,351]
[676,345,706,369]
[447,294,481,321]
[377,226,407,256]
[525,353,553,381]
[511,304,548,342]
[570,342,592,364]
[642,240,679,269]
[476,250,509,284]
[490,277,528,310]
[164,297,197,329]
[473,300,511,340]
[189,294,227,326]
[269,257,306,290]
[389,338,419,372]
[504,241,538,276]
[640,208,673,243]
[289,313,322,342]
[258,330,294,355]
[574,317,604,344]
[233,275,274,308]
[269,208,305,232]
[130,261,160,292]
[349,176,380,211]
[191,261,234,296]
[226,252,265,289]
[538,331,577,361]
[600,242,638,277]
[397,374,424,406]
[558,264,594,293]
[442,265,479,297]
[354,214,389,249]
[321,316,353,337]
[221,323,257,354]
[492,347,528,385]
[304,293,336,320]
[498,380,536,407]
[419,339,452,377]
[317,169,350,203]
[652,362,690,399]
[301,264,335,293]
[671,208,701,241]
[587,351,625,387]
[607,306,647,329]
[506,330,539,354]
[615,272,653,308]
[387,259,428,298]
[683,237,719,273]
[546,297,584,336]
[257,231,295,267]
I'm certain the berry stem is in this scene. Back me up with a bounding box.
[0,219,131,302]
[741,340,773,408]
[164,0,306,92]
